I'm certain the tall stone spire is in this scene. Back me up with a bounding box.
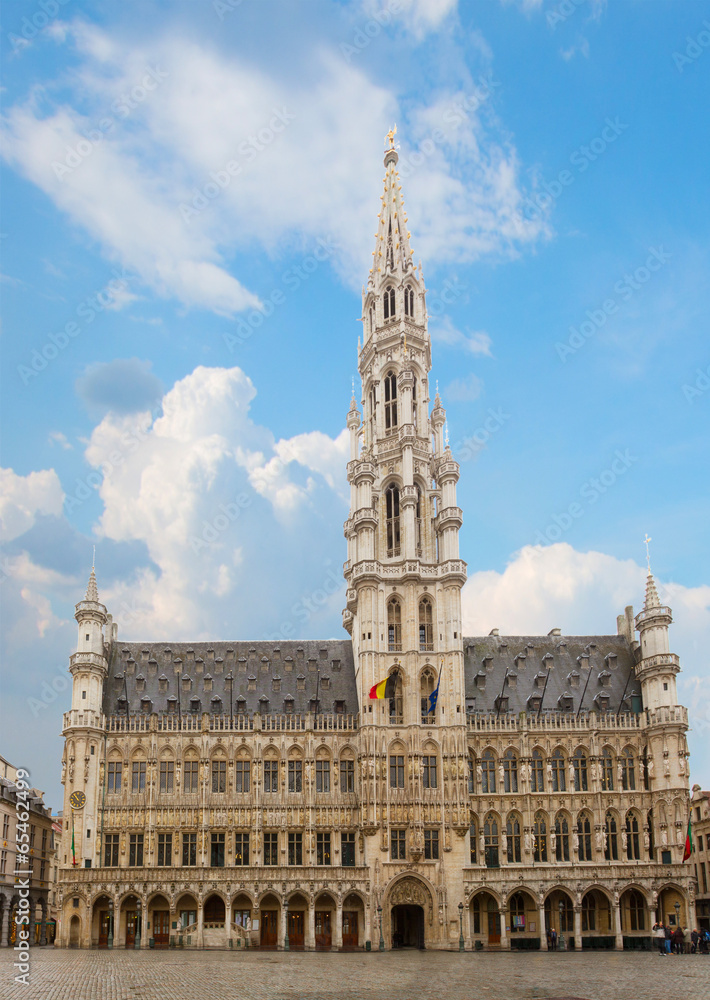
[644,570,661,612]
[368,127,415,287]
[85,565,99,604]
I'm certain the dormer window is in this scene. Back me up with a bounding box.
[189,698,201,713]
[558,693,573,712]
[140,696,152,714]
[158,674,168,693]
[210,696,222,713]
[404,286,414,318]
[203,674,213,692]
[384,371,398,431]
[167,696,177,713]
[136,674,146,693]
[383,285,395,320]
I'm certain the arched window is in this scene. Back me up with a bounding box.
[551,749,566,792]
[387,598,402,651]
[647,810,655,860]
[555,813,570,862]
[530,750,544,792]
[626,812,641,861]
[385,485,401,556]
[582,892,596,931]
[404,286,414,317]
[481,750,496,793]
[383,285,395,320]
[412,378,418,431]
[469,816,477,864]
[604,811,618,861]
[418,597,433,651]
[420,669,436,724]
[503,750,518,793]
[384,371,398,431]
[506,815,521,863]
[577,812,593,861]
[415,485,422,553]
[388,671,403,725]
[601,747,614,790]
[573,748,588,791]
[627,889,645,931]
[509,892,526,931]
[484,815,499,868]
[533,812,548,862]
[621,748,636,790]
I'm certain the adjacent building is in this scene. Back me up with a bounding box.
[53,134,695,952]
[690,786,710,932]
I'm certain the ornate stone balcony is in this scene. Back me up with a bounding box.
[467,711,644,734]
[106,712,359,734]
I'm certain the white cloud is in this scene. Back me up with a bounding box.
[430,316,493,355]
[0,23,546,313]
[83,364,348,637]
[462,542,710,784]
[359,0,458,40]
[48,431,72,450]
[0,468,65,542]
[444,372,484,402]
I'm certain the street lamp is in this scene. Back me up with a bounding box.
[134,898,141,950]
[458,901,464,952]
[674,900,681,928]
[558,900,565,951]
[377,904,384,951]
[107,899,113,950]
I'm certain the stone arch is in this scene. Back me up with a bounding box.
[386,873,435,926]
[69,914,81,948]
[467,885,503,907]
[256,888,282,907]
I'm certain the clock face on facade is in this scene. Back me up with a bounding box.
[69,791,86,810]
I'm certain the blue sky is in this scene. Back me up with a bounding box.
[1,0,709,807]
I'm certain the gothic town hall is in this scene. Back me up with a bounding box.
[56,137,694,953]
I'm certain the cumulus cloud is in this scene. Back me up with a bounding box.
[0,468,65,542]
[444,372,484,402]
[360,0,459,39]
[75,357,164,417]
[430,316,493,356]
[462,542,710,781]
[0,22,546,313]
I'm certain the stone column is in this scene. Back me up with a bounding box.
[225,897,233,949]
[335,901,343,951]
[364,903,372,949]
[538,902,548,950]
[141,897,149,949]
[278,905,286,951]
[0,900,9,947]
[574,906,582,952]
[307,901,315,951]
[465,901,472,950]
[613,898,623,951]
[197,900,204,949]
[39,906,47,946]
[499,905,508,951]
[688,896,697,933]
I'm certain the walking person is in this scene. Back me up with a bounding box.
[691,928,699,954]
[672,925,684,954]
[665,924,672,954]
[654,923,666,955]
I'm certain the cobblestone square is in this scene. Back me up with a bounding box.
[2,949,710,1000]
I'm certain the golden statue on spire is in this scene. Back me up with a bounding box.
[386,124,397,149]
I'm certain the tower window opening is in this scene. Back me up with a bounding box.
[412,377,418,430]
[384,371,398,432]
[387,598,402,651]
[420,668,436,723]
[404,286,414,318]
[418,597,433,652]
[383,286,395,320]
[415,486,423,555]
[385,484,401,556]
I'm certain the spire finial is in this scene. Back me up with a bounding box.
[444,421,449,448]
[644,533,652,573]
[85,563,99,603]
[386,124,397,149]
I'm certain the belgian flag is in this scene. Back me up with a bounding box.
[683,816,693,862]
[369,675,397,700]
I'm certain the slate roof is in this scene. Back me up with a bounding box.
[463,633,641,716]
[104,639,357,717]
[105,633,641,718]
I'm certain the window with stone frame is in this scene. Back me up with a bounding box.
[573,749,588,791]
[391,829,406,860]
[389,754,405,788]
[316,831,331,865]
[263,832,278,866]
[107,761,122,793]
[341,831,356,866]
[551,749,566,792]
[340,757,355,793]
[506,815,522,863]
[484,815,499,868]
[626,812,641,861]
[604,811,619,861]
[183,759,199,793]
[418,598,433,651]
[104,833,119,867]
[288,758,303,793]
[211,759,226,793]
[530,750,544,792]
[555,814,570,862]
[235,759,250,793]
[600,747,614,791]
[387,597,402,651]
[159,760,174,793]
[182,832,197,866]
[129,832,144,867]
[316,758,331,793]
[533,812,548,862]
[157,832,172,866]
[481,750,496,793]
[131,760,146,793]
[621,748,636,790]
[288,831,302,866]
[263,759,278,793]
[422,754,438,789]
[235,832,249,866]
[424,829,439,860]
[577,813,593,861]
[503,749,518,793]
[210,832,225,867]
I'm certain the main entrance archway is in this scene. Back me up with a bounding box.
[391,904,424,949]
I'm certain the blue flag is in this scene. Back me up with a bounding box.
[428,675,441,714]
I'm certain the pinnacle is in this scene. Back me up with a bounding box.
[85,566,99,603]
[644,571,661,611]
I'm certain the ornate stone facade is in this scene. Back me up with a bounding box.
[55,138,693,952]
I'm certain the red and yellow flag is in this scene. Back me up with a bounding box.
[369,675,397,700]
[683,816,693,862]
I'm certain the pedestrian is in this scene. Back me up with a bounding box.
[654,922,666,955]
[546,927,552,950]
[665,924,672,954]
[550,927,558,950]
[691,928,699,954]
[672,926,684,954]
